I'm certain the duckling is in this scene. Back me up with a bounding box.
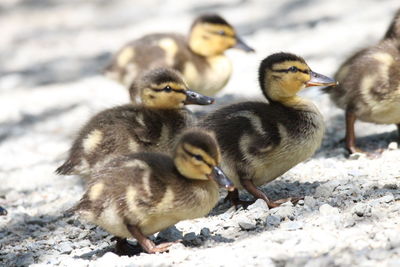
[199,53,337,208]
[324,10,400,154]
[0,206,7,216]
[104,13,254,102]
[71,129,234,255]
[56,68,214,177]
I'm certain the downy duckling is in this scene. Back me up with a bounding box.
[200,52,337,208]
[71,129,234,255]
[104,13,254,102]
[56,68,214,177]
[324,10,400,154]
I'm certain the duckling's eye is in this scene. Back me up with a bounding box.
[193,154,203,161]
[288,66,298,73]
[164,86,172,92]
[217,30,226,36]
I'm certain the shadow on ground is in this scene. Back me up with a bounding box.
[0,103,81,143]
[0,53,111,89]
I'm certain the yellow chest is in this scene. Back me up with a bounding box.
[183,55,232,96]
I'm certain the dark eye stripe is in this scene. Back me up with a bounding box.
[208,30,234,37]
[150,87,186,94]
[272,68,309,74]
[182,146,212,168]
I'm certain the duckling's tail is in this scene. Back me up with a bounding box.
[55,160,74,175]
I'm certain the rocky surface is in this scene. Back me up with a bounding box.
[1,0,400,266]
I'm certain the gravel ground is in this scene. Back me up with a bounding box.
[1,0,400,266]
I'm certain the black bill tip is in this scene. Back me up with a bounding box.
[306,71,337,87]
[184,90,215,105]
[210,166,235,191]
[234,36,255,52]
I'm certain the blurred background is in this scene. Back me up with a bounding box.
[0,0,400,264]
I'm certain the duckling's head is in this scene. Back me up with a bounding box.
[174,129,234,191]
[384,9,400,40]
[188,14,254,57]
[138,68,214,109]
[258,52,337,103]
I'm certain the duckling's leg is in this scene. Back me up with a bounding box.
[126,224,177,254]
[0,206,7,216]
[225,189,255,209]
[345,109,362,154]
[397,124,400,141]
[240,179,299,209]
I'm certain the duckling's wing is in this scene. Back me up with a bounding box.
[104,34,187,87]
[200,102,282,158]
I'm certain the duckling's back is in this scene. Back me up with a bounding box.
[104,33,206,88]
[326,39,400,124]
[56,104,194,176]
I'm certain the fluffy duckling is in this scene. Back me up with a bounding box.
[104,13,254,102]
[71,129,234,255]
[56,68,214,177]
[325,10,400,154]
[200,53,337,208]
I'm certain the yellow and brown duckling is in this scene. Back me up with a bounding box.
[71,129,234,255]
[199,52,337,208]
[324,9,400,154]
[56,68,214,177]
[104,13,254,102]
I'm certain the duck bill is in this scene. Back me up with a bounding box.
[234,36,255,52]
[209,166,235,191]
[306,71,338,87]
[184,90,215,105]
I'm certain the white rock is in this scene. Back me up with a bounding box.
[319,204,339,216]
[304,196,317,208]
[388,142,398,150]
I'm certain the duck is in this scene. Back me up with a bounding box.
[104,13,254,102]
[70,129,234,255]
[199,52,337,208]
[324,9,400,154]
[56,68,214,177]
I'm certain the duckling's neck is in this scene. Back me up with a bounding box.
[267,95,314,111]
[188,40,223,57]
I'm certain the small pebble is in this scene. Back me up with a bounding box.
[183,232,202,246]
[348,152,365,160]
[238,221,257,231]
[157,226,183,242]
[282,221,303,231]
[388,142,398,150]
[265,215,281,227]
[200,227,211,238]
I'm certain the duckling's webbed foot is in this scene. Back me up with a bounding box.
[225,189,255,209]
[240,179,300,209]
[0,206,7,216]
[126,224,176,254]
